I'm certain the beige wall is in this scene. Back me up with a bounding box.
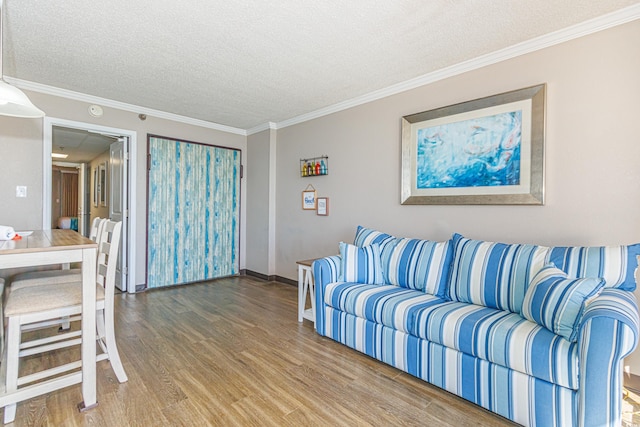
[273,22,640,369]
[0,116,44,230]
[246,129,271,274]
[0,93,247,287]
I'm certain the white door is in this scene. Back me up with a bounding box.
[109,138,128,292]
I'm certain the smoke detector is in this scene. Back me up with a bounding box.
[88,104,103,117]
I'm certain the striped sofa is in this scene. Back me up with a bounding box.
[313,227,640,427]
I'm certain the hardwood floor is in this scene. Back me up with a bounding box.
[6,276,518,426]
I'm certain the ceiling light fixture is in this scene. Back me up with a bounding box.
[51,152,68,159]
[0,0,44,118]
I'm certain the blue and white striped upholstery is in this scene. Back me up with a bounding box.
[339,242,384,285]
[313,255,341,335]
[521,265,605,341]
[448,233,550,313]
[548,244,640,291]
[353,226,395,249]
[312,252,640,427]
[324,281,578,389]
[324,282,444,334]
[381,237,453,296]
[321,308,576,426]
[410,299,578,389]
[353,227,453,295]
[578,289,639,427]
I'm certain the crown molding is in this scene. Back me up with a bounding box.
[274,4,640,130]
[5,77,248,136]
[247,121,278,136]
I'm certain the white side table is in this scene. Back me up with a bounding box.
[296,259,316,323]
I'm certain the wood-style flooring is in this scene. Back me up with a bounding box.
[6,276,518,426]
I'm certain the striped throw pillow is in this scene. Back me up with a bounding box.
[339,242,384,285]
[548,244,640,291]
[448,233,550,313]
[521,264,605,341]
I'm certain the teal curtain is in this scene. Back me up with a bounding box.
[147,136,240,288]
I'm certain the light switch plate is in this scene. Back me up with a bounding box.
[16,186,27,198]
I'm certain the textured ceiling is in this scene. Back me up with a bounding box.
[52,127,114,163]
[3,1,639,130]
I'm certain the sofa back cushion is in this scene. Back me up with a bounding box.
[547,245,640,291]
[381,237,452,297]
[448,233,550,313]
[353,226,395,249]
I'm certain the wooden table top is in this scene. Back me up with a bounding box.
[296,258,318,267]
[0,230,96,254]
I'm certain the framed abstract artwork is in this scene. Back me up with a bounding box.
[401,84,546,205]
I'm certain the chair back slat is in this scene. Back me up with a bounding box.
[88,217,101,241]
[90,218,109,265]
[94,219,107,242]
[94,220,122,294]
[100,241,111,256]
[98,264,108,278]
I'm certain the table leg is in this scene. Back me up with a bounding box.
[308,272,316,322]
[78,246,97,411]
[3,319,20,423]
[297,265,304,322]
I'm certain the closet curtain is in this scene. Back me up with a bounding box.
[146,135,241,288]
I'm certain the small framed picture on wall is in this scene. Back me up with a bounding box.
[302,186,316,210]
[317,197,329,216]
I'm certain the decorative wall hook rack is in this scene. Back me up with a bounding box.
[300,155,328,177]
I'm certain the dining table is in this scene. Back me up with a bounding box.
[0,229,98,412]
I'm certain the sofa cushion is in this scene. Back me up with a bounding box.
[547,244,640,291]
[410,300,578,389]
[339,242,384,285]
[324,282,444,334]
[381,237,453,297]
[448,233,550,313]
[521,264,605,342]
[353,226,395,249]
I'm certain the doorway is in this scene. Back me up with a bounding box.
[43,117,137,293]
[51,164,79,231]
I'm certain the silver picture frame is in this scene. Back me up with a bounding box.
[401,84,546,205]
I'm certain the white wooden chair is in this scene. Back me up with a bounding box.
[9,218,107,332]
[0,278,4,356]
[2,220,127,423]
[8,217,104,290]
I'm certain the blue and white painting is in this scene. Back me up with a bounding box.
[416,110,522,189]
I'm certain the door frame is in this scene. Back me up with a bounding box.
[109,138,128,292]
[43,117,137,293]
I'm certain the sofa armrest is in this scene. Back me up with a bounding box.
[577,288,639,427]
[312,255,341,335]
